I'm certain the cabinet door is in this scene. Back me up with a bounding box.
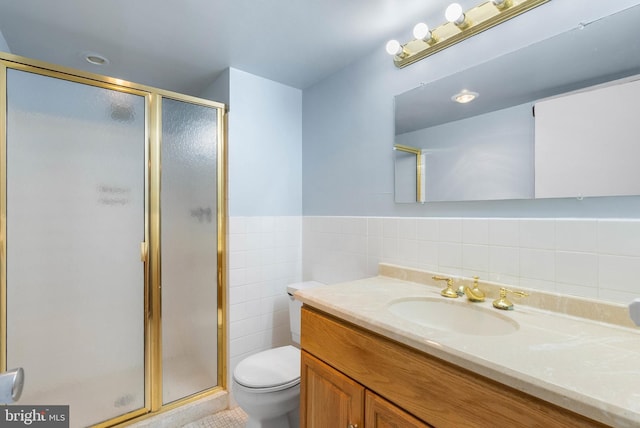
[365,391,432,428]
[301,351,364,428]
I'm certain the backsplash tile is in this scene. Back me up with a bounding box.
[367,217,383,236]
[398,218,416,239]
[417,240,439,268]
[488,219,519,247]
[519,219,555,249]
[416,218,439,241]
[555,251,598,287]
[598,255,640,294]
[398,238,419,264]
[438,242,462,270]
[519,248,555,282]
[555,219,597,253]
[302,216,640,305]
[382,218,398,238]
[462,244,489,272]
[303,216,370,283]
[438,218,462,242]
[489,246,519,278]
[382,236,398,260]
[462,218,489,245]
[597,220,640,257]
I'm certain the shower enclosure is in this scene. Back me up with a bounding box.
[0,53,226,427]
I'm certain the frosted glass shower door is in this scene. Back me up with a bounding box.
[5,69,146,426]
[161,98,219,404]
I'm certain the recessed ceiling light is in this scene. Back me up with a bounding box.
[452,90,479,104]
[83,52,109,66]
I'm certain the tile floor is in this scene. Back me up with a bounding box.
[183,407,247,428]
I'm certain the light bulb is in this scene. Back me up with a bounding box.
[445,3,465,25]
[385,40,402,56]
[413,23,432,41]
[492,0,510,8]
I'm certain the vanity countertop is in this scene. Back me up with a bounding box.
[295,272,640,427]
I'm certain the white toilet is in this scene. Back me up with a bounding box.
[232,281,324,428]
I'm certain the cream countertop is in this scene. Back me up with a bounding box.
[295,273,640,428]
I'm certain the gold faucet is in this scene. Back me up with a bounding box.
[493,287,529,310]
[463,276,485,302]
[432,276,458,298]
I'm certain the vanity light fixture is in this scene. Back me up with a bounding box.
[386,0,550,68]
[452,90,479,104]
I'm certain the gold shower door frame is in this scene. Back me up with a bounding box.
[0,52,227,427]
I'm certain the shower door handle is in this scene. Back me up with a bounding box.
[0,367,24,404]
[140,241,148,263]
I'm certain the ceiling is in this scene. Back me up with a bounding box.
[0,0,455,95]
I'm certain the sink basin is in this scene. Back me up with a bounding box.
[387,297,519,336]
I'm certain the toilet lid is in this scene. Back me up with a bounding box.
[233,345,300,390]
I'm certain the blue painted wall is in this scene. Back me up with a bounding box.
[202,68,302,216]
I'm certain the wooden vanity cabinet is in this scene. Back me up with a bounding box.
[301,350,431,428]
[365,390,432,428]
[300,351,363,428]
[300,306,607,428]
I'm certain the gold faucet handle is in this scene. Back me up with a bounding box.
[464,276,485,302]
[432,276,458,298]
[493,287,529,310]
[470,276,484,294]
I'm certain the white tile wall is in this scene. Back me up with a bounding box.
[598,220,640,256]
[556,219,597,252]
[226,215,640,404]
[303,216,640,304]
[227,216,302,392]
[303,216,370,284]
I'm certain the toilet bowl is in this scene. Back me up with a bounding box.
[233,345,300,428]
[232,281,323,428]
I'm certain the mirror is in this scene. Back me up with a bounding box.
[394,4,640,203]
[393,144,426,203]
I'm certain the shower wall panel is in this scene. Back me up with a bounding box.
[5,69,146,426]
[161,98,219,405]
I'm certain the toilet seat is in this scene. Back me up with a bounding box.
[233,345,300,393]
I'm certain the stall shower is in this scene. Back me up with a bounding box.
[0,54,226,427]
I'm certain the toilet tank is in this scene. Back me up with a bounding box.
[287,281,324,344]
